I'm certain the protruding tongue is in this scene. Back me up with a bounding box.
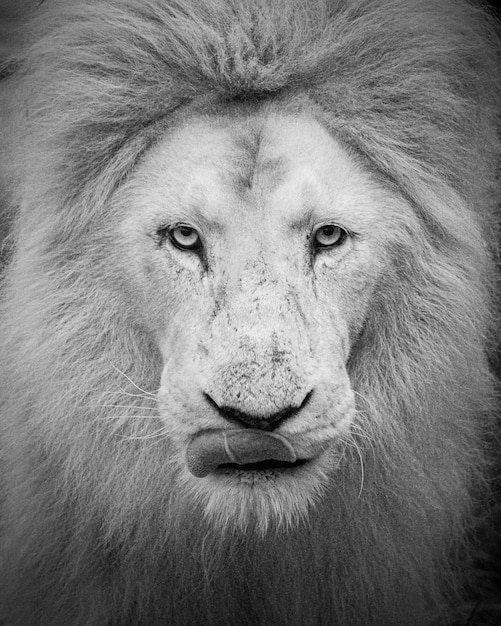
[186,429,297,478]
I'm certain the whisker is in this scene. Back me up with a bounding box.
[86,404,158,411]
[349,424,373,442]
[99,390,158,400]
[98,415,161,421]
[110,364,157,397]
[344,439,365,498]
[353,441,365,499]
[339,430,366,499]
[352,389,376,412]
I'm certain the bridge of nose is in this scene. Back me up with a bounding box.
[204,273,314,417]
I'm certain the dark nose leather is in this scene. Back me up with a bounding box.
[204,391,313,431]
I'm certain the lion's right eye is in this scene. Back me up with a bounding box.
[312,223,349,251]
[166,225,201,251]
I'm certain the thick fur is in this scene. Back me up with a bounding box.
[0,1,500,625]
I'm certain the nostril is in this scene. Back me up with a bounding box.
[203,390,313,431]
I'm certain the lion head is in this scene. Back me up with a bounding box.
[0,0,499,624]
[111,106,424,533]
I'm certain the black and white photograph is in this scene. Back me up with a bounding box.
[0,1,500,624]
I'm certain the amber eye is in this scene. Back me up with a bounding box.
[313,224,347,249]
[168,225,201,250]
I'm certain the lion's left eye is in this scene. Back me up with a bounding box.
[168,225,201,250]
[313,224,347,249]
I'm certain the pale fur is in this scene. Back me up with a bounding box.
[0,1,500,625]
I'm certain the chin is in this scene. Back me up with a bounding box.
[181,448,340,534]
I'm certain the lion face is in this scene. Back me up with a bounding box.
[116,108,409,532]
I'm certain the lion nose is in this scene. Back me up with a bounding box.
[204,391,313,431]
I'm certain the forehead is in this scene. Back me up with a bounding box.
[151,112,356,186]
[134,110,373,226]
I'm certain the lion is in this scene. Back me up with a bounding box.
[0,0,499,624]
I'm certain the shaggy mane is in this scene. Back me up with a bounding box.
[0,1,500,624]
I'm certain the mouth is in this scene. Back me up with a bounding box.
[216,458,309,474]
[186,429,305,478]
